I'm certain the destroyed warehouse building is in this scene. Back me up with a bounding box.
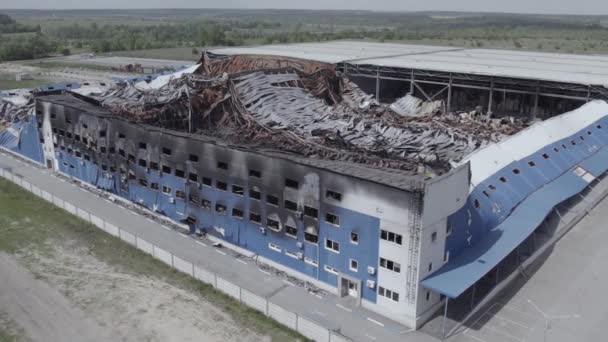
[3,41,608,330]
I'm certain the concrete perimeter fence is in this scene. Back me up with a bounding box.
[0,167,351,342]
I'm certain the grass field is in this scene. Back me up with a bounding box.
[0,79,50,90]
[0,178,309,342]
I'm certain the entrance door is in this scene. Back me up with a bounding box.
[46,159,53,169]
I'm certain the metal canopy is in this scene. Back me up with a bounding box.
[420,166,596,298]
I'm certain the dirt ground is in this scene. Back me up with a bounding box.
[1,237,271,342]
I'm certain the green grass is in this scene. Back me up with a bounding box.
[23,60,114,71]
[0,79,51,90]
[0,179,309,341]
[0,329,20,342]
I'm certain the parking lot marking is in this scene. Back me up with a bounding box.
[195,241,207,247]
[364,334,377,340]
[215,249,227,256]
[336,303,352,312]
[487,313,532,330]
[259,269,271,276]
[366,317,384,327]
[236,259,248,265]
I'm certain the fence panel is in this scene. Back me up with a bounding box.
[76,207,90,222]
[42,190,53,202]
[172,255,194,276]
[89,214,104,229]
[240,289,268,315]
[216,277,240,300]
[0,169,5,178]
[61,201,76,215]
[135,237,154,255]
[119,229,137,246]
[103,222,120,237]
[297,316,330,342]
[52,196,65,209]
[20,180,31,192]
[268,302,297,330]
[30,185,41,197]
[193,265,216,287]
[152,246,173,266]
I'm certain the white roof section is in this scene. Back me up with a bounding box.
[211,41,608,86]
[459,100,608,188]
[134,64,201,91]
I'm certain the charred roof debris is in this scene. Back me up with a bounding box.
[2,52,528,179]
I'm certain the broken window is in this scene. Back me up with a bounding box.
[285,225,298,237]
[150,182,159,190]
[380,257,401,273]
[266,194,279,206]
[216,181,227,191]
[215,203,227,214]
[202,199,211,209]
[162,186,171,195]
[304,206,318,219]
[138,159,147,167]
[139,142,147,150]
[189,154,199,162]
[128,154,136,163]
[304,232,319,244]
[188,172,198,182]
[150,162,159,171]
[350,232,359,244]
[175,190,186,199]
[350,259,358,272]
[267,218,280,231]
[232,184,244,196]
[175,169,185,178]
[108,147,115,154]
[162,147,172,155]
[249,189,261,200]
[249,212,261,224]
[162,165,172,174]
[100,146,106,153]
[249,169,261,178]
[202,177,212,186]
[284,200,298,211]
[118,132,126,139]
[326,190,342,202]
[139,178,148,187]
[118,148,125,157]
[189,193,199,204]
[431,231,437,242]
[217,161,228,170]
[232,208,244,219]
[285,178,299,189]
[325,212,339,226]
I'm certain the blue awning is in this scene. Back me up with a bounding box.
[421,168,592,298]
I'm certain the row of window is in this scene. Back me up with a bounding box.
[472,126,604,210]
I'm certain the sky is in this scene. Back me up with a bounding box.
[0,0,607,16]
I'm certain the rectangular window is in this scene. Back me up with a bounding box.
[232,184,244,196]
[217,161,228,170]
[266,194,279,206]
[118,149,125,157]
[75,151,82,158]
[99,130,106,137]
[109,147,116,154]
[284,200,298,211]
[285,225,298,238]
[139,142,147,150]
[349,259,358,272]
[138,159,147,167]
[162,165,171,174]
[232,208,244,219]
[100,146,106,153]
[304,232,318,244]
[175,190,186,199]
[249,189,261,200]
[175,169,185,178]
[74,134,81,142]
[188,154,199,162]
[379,257,401,273]
[249,212,261,224]
[326,189,342,202]
[325,212,340,226]
[162,147,172,155]
[380,229,403,245]
[150,182,159,190]
[188,172,198,182]
[139,178,148,187]
[267,218,280,231]
[189,193,199,204]
[325,239,340,253]
[350,232,359,244]
[84,154,90,161]
[378,286,399,302]
[162,186,171,195]
[216,181,227,191]
[149,162,159,171]
[215,203,227,214]
[285,178,299,189]
[249,169,261,178]
[304,206,318,219]
[128,154,135,163]
[201,199,211,209]
[202,177,212,186]
[118,133,126,139]
[431,231,437,243]
[304,257,318,267]
[268,243,282,252]
[324,265,339,275]
[285,250,300,259]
